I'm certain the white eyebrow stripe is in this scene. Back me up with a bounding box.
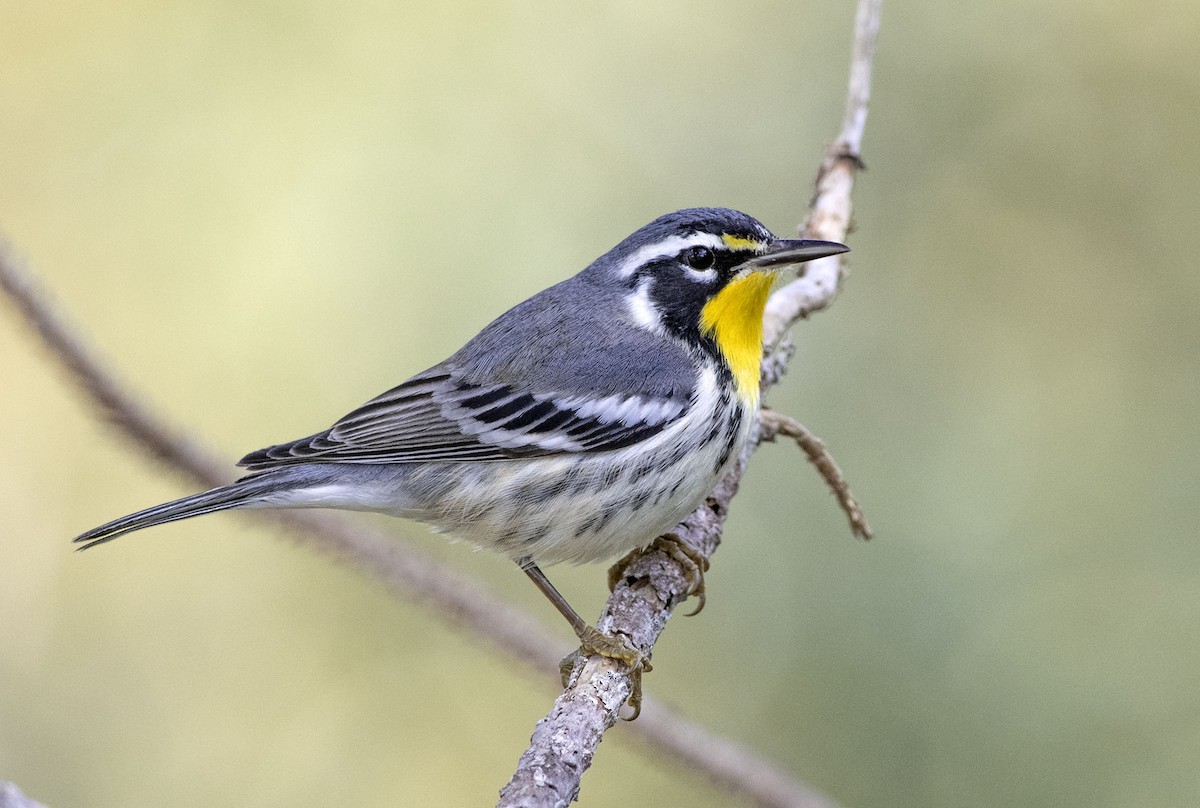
[615,232,727,278]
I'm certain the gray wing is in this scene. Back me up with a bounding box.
[237,367,689,468]
[238,278,697,470]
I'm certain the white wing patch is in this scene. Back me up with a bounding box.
[553,392,683,426]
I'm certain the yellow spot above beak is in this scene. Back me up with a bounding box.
[699,267,777,404]
[720,234,765,252]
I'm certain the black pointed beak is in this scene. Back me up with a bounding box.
[746,238,849,270]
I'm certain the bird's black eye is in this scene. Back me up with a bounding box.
[684,246,715,270]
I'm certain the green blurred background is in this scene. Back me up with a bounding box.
[2,1,1197,806]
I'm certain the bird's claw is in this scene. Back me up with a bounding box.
[559,625,652,720]
[607,533,709,616]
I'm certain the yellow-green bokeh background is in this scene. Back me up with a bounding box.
[3,1,1198,806]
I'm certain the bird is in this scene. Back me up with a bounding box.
[72,207,847,708]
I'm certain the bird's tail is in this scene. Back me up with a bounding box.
[72,470,300,551]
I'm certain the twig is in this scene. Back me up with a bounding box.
[760,409,873,540]
[500,0,881,804]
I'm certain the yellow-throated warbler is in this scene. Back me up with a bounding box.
[73,208,847,691]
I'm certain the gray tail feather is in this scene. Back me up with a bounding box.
[72,471,295,551]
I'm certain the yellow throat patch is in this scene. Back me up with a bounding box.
[699,269,776,404]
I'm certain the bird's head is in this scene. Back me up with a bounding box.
[590,207,848,403]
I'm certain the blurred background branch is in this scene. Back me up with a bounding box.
[0,783,46,808]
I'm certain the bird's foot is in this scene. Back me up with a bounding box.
[607,532,710,616]
[559,625,652,720]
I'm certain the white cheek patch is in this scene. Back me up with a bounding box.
[626,278,662,332]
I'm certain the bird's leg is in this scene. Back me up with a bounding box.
[607,532,710,616]
[516,557,651,718]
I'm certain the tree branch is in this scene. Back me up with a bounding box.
[500,0,881,804]
[763,0,881,347]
